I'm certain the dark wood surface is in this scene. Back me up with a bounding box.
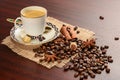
[0,0,120,80]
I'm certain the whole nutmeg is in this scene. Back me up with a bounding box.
[70,42,77,50]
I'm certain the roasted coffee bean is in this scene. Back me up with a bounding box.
[104,45,109,49]
[51,45,55,49]
[96,70,102,74]
[64,65,70,71]
[74,64,79,71]
[104,64,108,68]
[74,72,79,78]
[79,75,84,80]
[46,51,53,55]
[74,26,78,31]
[100,46,104,50]
[74,58,79,62]
[62,24,66,26]
[114,37,119,40]
[76,31,80,34]
[69,64,74,70]
[88,54,93,58]
[70,38,78,42]
[90,73,95,78]
[108,58,113,63]
[78,68,84,72]
[102,49,107,54]
[46,47,51,50]
[108,56,112,58]
[39,59,44,63]
[34,54,43,57]
[101,65,105,70]
[71,51,76,55]
[99,16,104,20]
[33,48,38,52]
[106,68,110,73]
[83,72,88,79]
[88,70,94,74]
[74,62,78,66]
[42,36,45,40]
[59,50,64,54]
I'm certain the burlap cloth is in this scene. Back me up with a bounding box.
[1,17,95,69]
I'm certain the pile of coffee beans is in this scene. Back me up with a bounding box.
[33,34,83,62]
[33,34,113,80]
[63,43,113,80]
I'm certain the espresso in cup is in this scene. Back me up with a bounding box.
[14,6,47,36]
[22,9,45,18]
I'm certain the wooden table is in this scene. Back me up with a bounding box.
[0,0,120,80]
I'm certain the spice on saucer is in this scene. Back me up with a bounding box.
[22,35,31,43]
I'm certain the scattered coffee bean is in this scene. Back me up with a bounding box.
[74,72,79,78]
[102,49,107,54]
[114,37,119,40]
[101,65,105,71]
[76,31,80,34]
[100,46,104,50]
[34,54,42,57]
[90,73,95,78]
[69,64,74,70]
[96,70,102,74]
[106,68,110,73]
[99,16,104,20]
[83,72,88,79]
[33,48,38,52]
[104,64,108,68]
[42,36,45,40]
[74,26,78,31]
[64,65,70,71]
[108,58,113,63]
[79,75,84,80]
[39,59,44,62]
[108,56,112,58]
[104,45,109,49]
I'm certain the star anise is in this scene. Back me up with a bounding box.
[83,39,95,48]
[44,53,58,63]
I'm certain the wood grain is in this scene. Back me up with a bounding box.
[0,0,120,80]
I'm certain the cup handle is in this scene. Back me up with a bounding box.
[14,17,22,28]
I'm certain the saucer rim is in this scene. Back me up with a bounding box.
[10,22,60,46]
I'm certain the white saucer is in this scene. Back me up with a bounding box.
[10,22,60,45]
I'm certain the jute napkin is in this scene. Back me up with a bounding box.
[1,17,95,69]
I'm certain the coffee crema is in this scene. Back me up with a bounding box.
[22,10,45,18]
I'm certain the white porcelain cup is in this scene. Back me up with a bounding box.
[14,6,47,36]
